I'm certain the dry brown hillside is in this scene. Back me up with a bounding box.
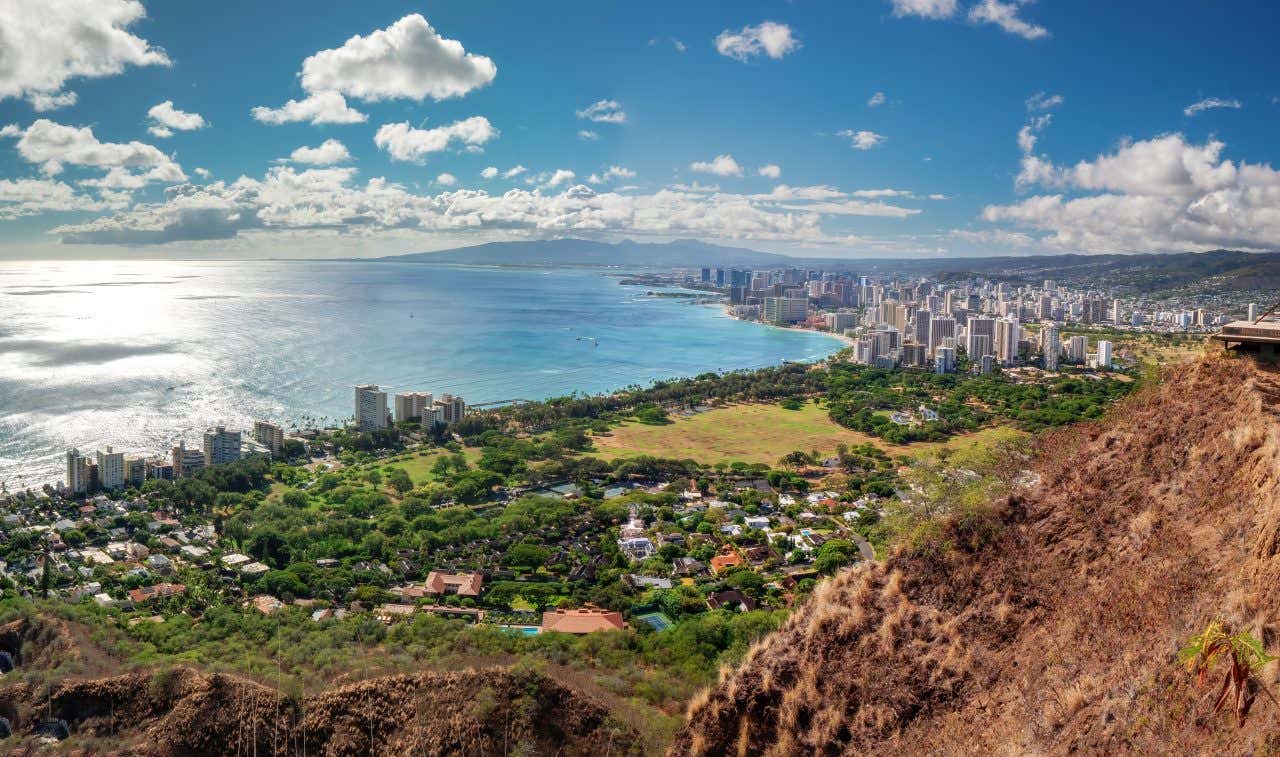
[0,654,642,755]
[673,352,1280,755]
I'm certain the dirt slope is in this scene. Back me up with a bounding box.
[673,353,1280,755]
[0,663,642,755]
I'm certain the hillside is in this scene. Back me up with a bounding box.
[0,615,643,754]
[381,238,790,267]
[672,352,1280,754]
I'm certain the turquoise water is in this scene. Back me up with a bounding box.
[0,259,841,488]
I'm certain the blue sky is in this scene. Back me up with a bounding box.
[0,0,1277,259]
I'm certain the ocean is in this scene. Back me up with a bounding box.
[0,259,842,488]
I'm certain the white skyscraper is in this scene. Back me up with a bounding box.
[96,446,125,490]
[1096,340,1113,369]
[394,391,434,423]
[354,384,389,432]
[1248,303,1259,322]
[1042,323,1061,371]
[66,448,90,495]
[995,316,1020,365]
[253,420,285,457]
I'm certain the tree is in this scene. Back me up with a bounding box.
[40,555,51,599]
[386,468,413,495]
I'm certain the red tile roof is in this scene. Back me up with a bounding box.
[423,571,484,597]
[541,607,627,634]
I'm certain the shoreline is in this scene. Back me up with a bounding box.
[718,302,857,349]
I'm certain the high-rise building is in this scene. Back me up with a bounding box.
[763,297,807,324]
[171,442,205,479]
[1247,303,1259,322]
[66,448,90,495]
[203,426,242,467]
[394,392,434,423]
[96,446,125,490]
[252,420,285,457]
[929,317,956,356]
[354,384,389,432]
[966,317,996,358]
[934,346,956,374]
[1095,340,1113,369]
[995,316,1021,365]
[434,394,467,424]
[1111,299,1123,324]
[1067,335,1088,363]
[124,456,147,487]
[1041,323,1061,371]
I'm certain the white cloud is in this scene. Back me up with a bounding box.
[851,188,913,198]
[577,129,600,141]
[674,39,688,52]
[503,165,527,179]
[288,139,351,165]
[968,0,1050,40]
[587,165,637,184]
[890,0,958,19]
[715,21,799,62]
[298,14,495,103]
[984,130,1280,252]
[2,119,184,181]
[1026,92,1063,111]
[867,92,887,108]
[146,101,206,139]
[480,166,498,179]
[838,130,887,150]
[29,92,79,112]
[251,92,367,125]
[544,169,576,188]
[435,173,457,186]
[1183,97,1242,117]
[576,100,627,124]
[0,177,106,219]
[690,154,744,177]
[0,0,170,110]
[757,164,782,179]
[194,168,211,179]
[373,116,498,163]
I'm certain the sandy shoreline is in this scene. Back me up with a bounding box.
[719,303,856,349]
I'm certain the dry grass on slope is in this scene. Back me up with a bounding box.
[673,353,1280,756]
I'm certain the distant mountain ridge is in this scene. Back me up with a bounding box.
[380,238,790,267]
[379,240,1280,293]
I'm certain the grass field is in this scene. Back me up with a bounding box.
[589,401,1001,465]
[378,447,483,486]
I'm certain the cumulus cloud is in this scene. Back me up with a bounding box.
[147,101,206,138]
[889,0,958,19]
[502,165,527,179]
[252,14,493,125]
[2,119,184,181]
[1183,97,1242,117]
[299,14,496,102]
[543,169,576,188]
[373,116,498,163]
[587,166,636,184]
[714,21,799,62]
[50,168,922,248]
[867,92,887,107]
[838,130,887,150]
[287,139,351,165]
[194,168,211,179]
[480,166,498,179]
[0,178,106,219]
[435,173,457,186]
[576,100,626,124]
[983,129,1280,252]
[690,154,744,177]
[0,0,170,110]
[757,164,782,179]
[251,92,367,125]
[577,129,600,141]
[968,0,1050,40]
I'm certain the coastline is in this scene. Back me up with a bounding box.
[718,302,856,349]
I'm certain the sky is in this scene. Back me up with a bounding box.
[0,0,1277,260]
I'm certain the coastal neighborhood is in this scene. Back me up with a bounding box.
[0,262,1243,657]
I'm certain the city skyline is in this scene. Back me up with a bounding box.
[1,0,1278,260]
